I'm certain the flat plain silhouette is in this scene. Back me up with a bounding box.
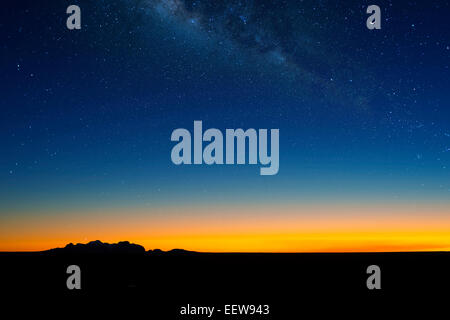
[1,240,448,315]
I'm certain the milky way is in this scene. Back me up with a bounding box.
[1,0,449,215]
[138,0,377,108]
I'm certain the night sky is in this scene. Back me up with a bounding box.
[1,0,450,251]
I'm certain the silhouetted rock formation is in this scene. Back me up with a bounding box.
[167,249,195,255]
[45,241,197,255]
[48,240,146,254]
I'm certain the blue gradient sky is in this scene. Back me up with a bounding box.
[1,0,449,251]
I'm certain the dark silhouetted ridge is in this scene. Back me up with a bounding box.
[47,240,146,254]
[45,241,197,255]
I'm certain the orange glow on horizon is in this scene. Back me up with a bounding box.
[1,203,450,252]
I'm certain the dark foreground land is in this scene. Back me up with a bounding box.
[1,241,449,316]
